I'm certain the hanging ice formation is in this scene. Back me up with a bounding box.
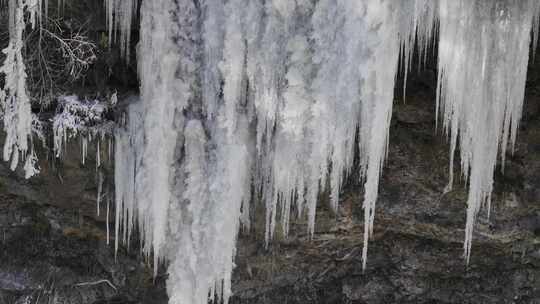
[115,0,253,302]
[113,0,439,303]
[113,0,540,303]
[354,0,437,270]
[0,0,42,178]
[1,0,539,303]
[105,0,137,59]
[436,0,540,263]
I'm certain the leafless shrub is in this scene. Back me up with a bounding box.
[24,15,98,106]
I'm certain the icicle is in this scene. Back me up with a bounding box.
[399,0,439,96]
[355,0,439,270]
[274,17,313,241]
[220,0,248,138]
[436,0,540,263]
[0,0,39,178]
[308,0,353,236]
[96,170,103,216]
[180,3,255,303]
[117,0,190,270]
[106,194,110,245]
[114,99,139,260]
[244,0,301,243]
[108,137,112,162]
[205,114,253,304]
[356,0,404,271]
[166,119,213,304]
[81,136,87,165]
[246,0,285,156]
[201,0,224,121]
[114,0,199,296]
[96,139,101,168]
[105,0,137,60]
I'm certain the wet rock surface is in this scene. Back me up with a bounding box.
[0,63,539,304]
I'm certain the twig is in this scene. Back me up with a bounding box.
[73,279,117,291]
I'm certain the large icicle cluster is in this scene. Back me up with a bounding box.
[116,0,196,274]
[105,0,137,59]
[355,0,437,269]
[115,1,253,302]
[437,0,540,263]
[117,0,540,302]
[0,0,41,178]
[2,0,539,304]
[114,1,439,303]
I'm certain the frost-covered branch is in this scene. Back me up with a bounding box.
[52,94,115,163]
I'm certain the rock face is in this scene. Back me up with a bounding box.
[1,52,540,304]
